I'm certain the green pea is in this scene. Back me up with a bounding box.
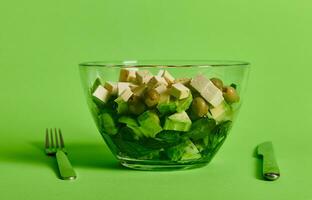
[210,78,223,90]
[191,97,209,117]
[223,86,240,103]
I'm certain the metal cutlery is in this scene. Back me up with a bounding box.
[45,128,77,180]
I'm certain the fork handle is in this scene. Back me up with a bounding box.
[56,150,77,180]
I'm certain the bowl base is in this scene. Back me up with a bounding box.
[118,157,210,171]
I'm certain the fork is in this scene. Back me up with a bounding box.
[45,128,77,180]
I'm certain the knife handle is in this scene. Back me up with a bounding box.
[56,150,77,180]
[262,153,280,181]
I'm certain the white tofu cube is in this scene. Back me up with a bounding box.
[104,81,117,95]
[129,83,139,90]
[136,70,152,84]
[201,89,224,107]
[154,84,167,94]
[170,83,190,99]
[119,68,138,82]
[117,82,130,96]
[119,88,133,101]
[190,75,210,93]
[147,76,168,89]
[132,84,147,96]
[92,85,110,103]
[157,70,165,77]
[190,75,224,107]
[157,70,175,85]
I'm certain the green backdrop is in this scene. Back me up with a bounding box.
[0,0,311,199]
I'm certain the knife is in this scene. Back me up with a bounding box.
[257,141,280,181]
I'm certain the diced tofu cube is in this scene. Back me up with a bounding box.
[154,84,167,94]
[132,84,147,97]
[157,70,164,77]
[119,87,133,101]
[119,68,138,82]
[190,75,224,107]
[201,89,224,107]
[170,83,190,99]
[157,70,175,85]
[104,81,117,95]
[129,83,139,90]
[136,70,152,84]
[117,82,130,96]
[190,75,210,93]
[92,85,110,103]
[174,78,191,86]
[147,76,168,89]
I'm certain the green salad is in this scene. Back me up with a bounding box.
[90,68,240,162]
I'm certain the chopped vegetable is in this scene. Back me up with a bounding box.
[119,68,138,82]
[181,140,201,160]
[176,93,193,112]
[147,76,168,89]
[164,111,192,132]
[137,111,162,137]
[117,82,130,96]
[157,70,175,85]
[190,75,224,107]
[210,78,224,90]
[210,101,233,122]
[104,81,118,95]
[92,85,110,104]
[187,118,216,140]
[144,89,160,107]
[170,83,190,100]
[99,112,118,135]
[136,70,152,84]
[114,96,128,114]
[191,96,209,117]
[90,68,239,162]
[119,87,133,101]
[91,77,102,93]
[223,86,240,103]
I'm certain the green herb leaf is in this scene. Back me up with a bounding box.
[187,118,216,140]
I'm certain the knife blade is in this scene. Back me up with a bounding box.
[257,141,280,181]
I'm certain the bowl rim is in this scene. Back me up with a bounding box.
[79,60,250,68]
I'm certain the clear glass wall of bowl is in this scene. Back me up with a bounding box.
[79,61,250,170]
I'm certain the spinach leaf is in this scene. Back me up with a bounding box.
[165,142,188,161]
[138,130,184,150]
[202,120,232,156]
[112,134,158,158]
[187,118,216,140]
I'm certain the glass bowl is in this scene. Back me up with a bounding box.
[79,60,250,170]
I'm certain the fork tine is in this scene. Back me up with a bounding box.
[45,128,50,149]
[50,128,54,149]
[54,128,59,148]
[59,128,65,148]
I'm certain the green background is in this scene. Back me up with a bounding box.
[0,0,311,199]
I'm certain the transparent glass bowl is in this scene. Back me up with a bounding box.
[79,60,250,170]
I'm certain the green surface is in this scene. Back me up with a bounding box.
[0,0,312,199]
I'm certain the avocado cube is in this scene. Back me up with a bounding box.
[164,111,192,132]
[137,111,162,137]
[210,101,233,122]
[176,93,193,112]
[100,112,118,135]
[181,140,201,160]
